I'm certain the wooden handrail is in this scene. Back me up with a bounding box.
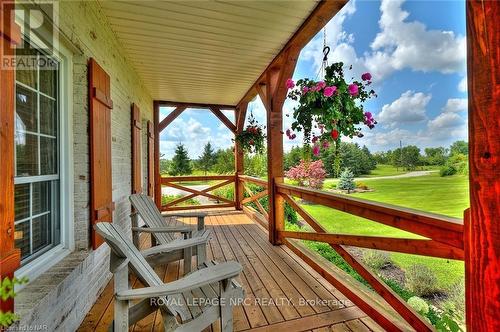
[277,183,464,249]
[280,230,464,260]
[237,175,268,187]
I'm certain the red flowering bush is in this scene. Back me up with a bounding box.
[285,159,327,189]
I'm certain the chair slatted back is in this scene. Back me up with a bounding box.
[94,222,187,319]
[130,194,176,243]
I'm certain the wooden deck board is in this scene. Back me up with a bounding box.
[78,209,381,332]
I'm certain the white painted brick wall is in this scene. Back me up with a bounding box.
[14,1,154,331]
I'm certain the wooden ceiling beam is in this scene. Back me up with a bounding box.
[237,0,349,106]
[158,106,186,132]
[156,100,236,110]
[210,107,237,133]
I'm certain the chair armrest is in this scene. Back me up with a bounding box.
[165,212,207,230]
[140,236,208,257]
[116,262,242,300]
[131,226,192,234]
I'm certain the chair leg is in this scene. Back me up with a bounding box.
[197,244,207,268]
[220,280,234,332]
[114,267,129,332]
[184,247,192,275]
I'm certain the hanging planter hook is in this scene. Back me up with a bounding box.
[322,46,330,62]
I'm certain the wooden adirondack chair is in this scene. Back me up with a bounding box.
[129,194,211,273]
[94,222,244,332]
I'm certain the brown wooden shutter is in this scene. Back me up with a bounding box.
[0,0,21,313]
[89,58,114,249]
[131,103,142,194]
[147,121,155,197]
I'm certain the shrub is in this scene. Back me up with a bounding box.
[362,250,391,269]
[161,195,200,206]
[405,264,439,297]
[445,278,465,319]
[211,185,234,201]
[356,181,369,190]
[407,296,430,315]
[440,164,457,177]
[323,182,337,190]
[285,159,326,189]
[338,168,355,192]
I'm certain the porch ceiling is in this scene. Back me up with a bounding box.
[99,0,319,106]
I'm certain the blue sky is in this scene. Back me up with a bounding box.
[161,0,467,158]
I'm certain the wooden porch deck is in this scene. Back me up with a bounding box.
[78,209,383,332]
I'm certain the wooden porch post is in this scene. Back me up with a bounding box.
[0,0,21,313]
[258,49,299,245]
[234,102,248,210]
[153,101,161,208]
[465,0,500,330]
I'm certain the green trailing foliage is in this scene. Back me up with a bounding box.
[1,277,28,327]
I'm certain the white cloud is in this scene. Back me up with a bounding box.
[366,0,466,79]
[442,98,467,113]
[427,112,464,132]
[160,117,234,158]
[458,76,467,92]
[378,90,431,126]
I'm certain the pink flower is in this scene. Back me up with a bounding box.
[286,129,291,137]
[323,86,337,97]
[316,81,326,90]
[322,141,330,149]
[302,86,309,94]
[348,84,359,96]
[312,136,318,143]
[312,145,320,156]
[286,78,295,89]
[364,111,373,119]
[361,72,372,81]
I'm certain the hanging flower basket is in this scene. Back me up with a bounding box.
[234,113,266,154]
[285,62,377,175]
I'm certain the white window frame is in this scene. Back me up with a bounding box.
[14,30,74,286]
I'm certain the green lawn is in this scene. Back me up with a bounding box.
[298,173,469,288]
[364,164,407,177]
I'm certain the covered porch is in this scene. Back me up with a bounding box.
[0,0,498,331]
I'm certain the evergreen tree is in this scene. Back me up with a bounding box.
[338,168,355,193]
[198,142,216,175]
[170,143,192,175]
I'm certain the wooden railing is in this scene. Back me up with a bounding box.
[277,183,464,331]
[237,175,269,228]
[237,175,465,331]
[160,175,235,211]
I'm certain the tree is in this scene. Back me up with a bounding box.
[212,148,235,174]
[245,153,267,177]
[170,143,192,175]
[284,146,306,170]
[320,142,376,177]
[159,159,171,175]
[450,140,468,156]
[424,147,448,166]
[338,168,355,193]
[391,145,421,171]
[198,142,216,175]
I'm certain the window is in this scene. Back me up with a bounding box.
[14,46,61,264]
